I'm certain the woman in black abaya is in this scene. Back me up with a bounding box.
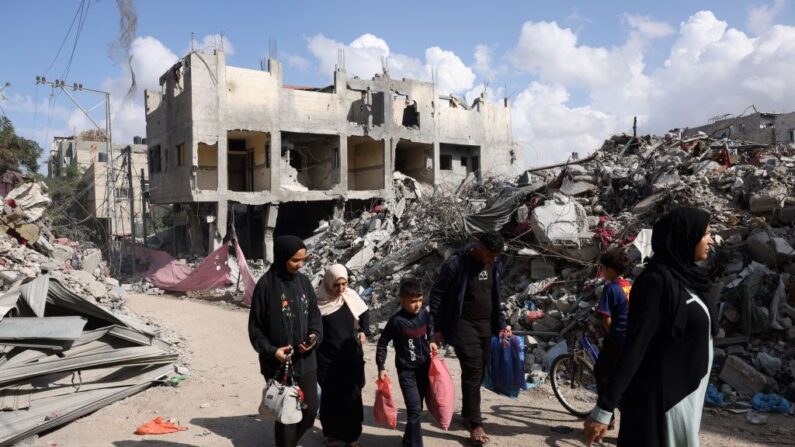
[249,236,323,447]
[316,264,371,447]
[584,207,716,447]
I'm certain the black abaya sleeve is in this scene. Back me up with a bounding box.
[358,310,372,336]
[248,277,278,358]
[596,271,665,414]
[305,279,324,344]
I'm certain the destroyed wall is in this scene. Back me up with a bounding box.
[685,111,795,145]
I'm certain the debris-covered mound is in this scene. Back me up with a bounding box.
[302,132,795,405]
[0,178,178,445]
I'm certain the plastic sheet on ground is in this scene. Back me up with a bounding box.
[136,240,256,302]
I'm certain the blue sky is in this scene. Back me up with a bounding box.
[2,0,794,170]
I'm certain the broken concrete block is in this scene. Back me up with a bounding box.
[754,352,782,376]
[531,193,588,245]
[81,249,102,273]
[560,178,596,196]
[720,355,768,397]
[346,246,375,271]
[749,184,787,213]
[746,231,795,267]
[632,192,665,214]
[51,245,74,263]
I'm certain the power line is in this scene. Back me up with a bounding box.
[61,0,91,80]
[43,0,85,76]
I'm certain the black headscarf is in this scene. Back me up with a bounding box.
[648,207,718,337]
[271,235,306,279]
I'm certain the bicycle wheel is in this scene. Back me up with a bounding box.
[550,353,598,418]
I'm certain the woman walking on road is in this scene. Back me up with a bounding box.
[248,235,323,447]
[316,264,371,447]
[584,207,716,447]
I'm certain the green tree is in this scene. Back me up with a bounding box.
[0,116,43,173]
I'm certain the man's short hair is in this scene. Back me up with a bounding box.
[476,232,505,254]
[398,276,423,298]
[599,248,630,275]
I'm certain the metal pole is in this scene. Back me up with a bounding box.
[105,92,117,274]
[141,168,147,247]
[127,146,135,274]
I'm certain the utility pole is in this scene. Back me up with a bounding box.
[140,168,147,247]
[35,76,117,272]
[126,146,135,275]
[633,116,638,138]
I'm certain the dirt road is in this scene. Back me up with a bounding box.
[43,293,793,447]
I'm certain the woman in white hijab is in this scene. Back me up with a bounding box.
[315,264,370,447]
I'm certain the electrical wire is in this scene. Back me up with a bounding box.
[60,0,91,81]
[42,0,84,76]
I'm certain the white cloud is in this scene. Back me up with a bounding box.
[187,33,235,56]
[473,44,494,79]
[512,82,627,166]
[65,35,179,144]
[509,11,795,167]
[624,14,676,39]
[285,54,310,71]
[748,0,787,35]
[306,33,475,95]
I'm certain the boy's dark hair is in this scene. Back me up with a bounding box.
[398,276,423,298]
[599,248,630,275]
[476,231,505,253]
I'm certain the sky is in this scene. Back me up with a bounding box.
[1,0,794,172]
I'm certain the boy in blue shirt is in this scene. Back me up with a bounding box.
[594,248,631,428]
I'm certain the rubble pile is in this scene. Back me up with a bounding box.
[303,132,795,404]
[0,179,178,445]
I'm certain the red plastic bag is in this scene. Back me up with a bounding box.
[426,351,455,430]
[373,377,398,429]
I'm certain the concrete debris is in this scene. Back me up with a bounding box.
[0,176,178,444]
[720,355,769,397]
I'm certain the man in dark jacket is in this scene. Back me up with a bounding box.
[430,232,510,445]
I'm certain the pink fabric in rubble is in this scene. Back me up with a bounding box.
[136,245,231,292]
[234,240,257,306]
[135,240,257,304]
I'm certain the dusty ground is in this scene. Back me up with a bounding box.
[42,293,794,447]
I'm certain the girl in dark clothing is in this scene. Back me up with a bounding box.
[584,208,716,447]
[315,264,370,447]
[248,235,323,447]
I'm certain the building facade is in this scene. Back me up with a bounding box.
[48,136,149,240]
[684,111,795,145]
[144,49,523,260]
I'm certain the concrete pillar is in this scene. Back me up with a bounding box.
[383,137,394,194]
[213,199,227,251]
[262,203,279,264]
[213,50,230,247]
[269,131,281,192]
[339,135,349,191]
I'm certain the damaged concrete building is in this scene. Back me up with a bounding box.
[48,136,150,240]
[144,49,522,260]
[684,110,795,145]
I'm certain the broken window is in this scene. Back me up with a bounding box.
[281,132,340,191]
[440,143,481,183]
[347,90,385,127]
[227,131,271,192]
[176,143,186,167]
[148,145,161,174]
[197,143,218,190]
[348,136,385,191]
[395,139,433,184]
[440,155,453,171]
[401,100,419,128]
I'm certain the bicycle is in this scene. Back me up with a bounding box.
[548,310,601,418]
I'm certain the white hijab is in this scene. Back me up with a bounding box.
[316,264,368,320]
